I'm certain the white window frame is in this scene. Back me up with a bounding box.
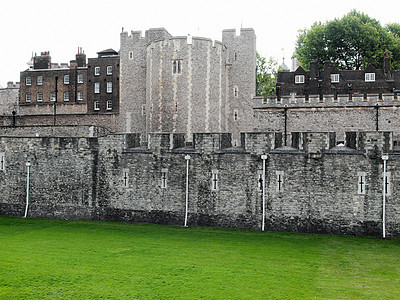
[77,91,83,101]
[107,82,112,93]
[330,74,339,83]
[63,92,69,102]
[295,75,305,84]
[365,73,375,82]
[276,171,284,192]
[25,93,31,103]
[77,74,83,84]
[357,172,367,195]
[0,152,5,171]
[37,76,43,86]
[37,92,43,102]
[26,77,31,86]
[106,100,112,110]
[94,82,100,94]
[211,170,219,191]
[95,66,100,76]
[94,101,100,111]
[50,92,56,102]
[161,168,168,189]
[64,74,70,84]
[107,66,112,75]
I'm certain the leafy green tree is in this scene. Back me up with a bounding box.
[256,53,280,98]
[295,10,400,70]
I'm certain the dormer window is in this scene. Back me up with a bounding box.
[295,75,305,84]
[330,74,339,83]
[365,73,375,82]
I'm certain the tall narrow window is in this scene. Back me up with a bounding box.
[25,93,31,103]
[233,110,238,121]
[173,60,182,74]
[122,168,129,188]
[77,74,83,83]
[234,86,238,98]
[357,172,366,195]
[129,51,133,60]
[161,169,168,189]
[37,76,43,86]
[63,92,69,102]
[94,101,100,111]
[95,66,100,76]
[37,92,43,102]
[384,172,391,196]
[107,82,112,93]
[77,91,83,101]
[50,92,56,102]
[276,171,284,192]
[64,75,70,84]
[107,66,112,75]
[94,82,100,93]
[211,170,219,191]
[26,77,31,86]
[0,152,5,171]
[257,172,263,192]
[106,100,112,110]
[141,104,146,115]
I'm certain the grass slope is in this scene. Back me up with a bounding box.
[0,216,399,299]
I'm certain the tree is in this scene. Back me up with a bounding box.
[256,53,279,98]
[295,10,400,70]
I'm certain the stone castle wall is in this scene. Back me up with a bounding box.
[1,131,399,237]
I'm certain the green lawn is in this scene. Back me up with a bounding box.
[0,216,399,299]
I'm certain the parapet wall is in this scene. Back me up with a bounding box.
[1,131,398,237]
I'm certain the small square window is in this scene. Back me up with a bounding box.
[50,92,56,102]
[25,93,31,102]
[106,100,112,110]
[107,66,112,75]
[77,91,83,101]
[95,66,100,76]
[77,74,83,83]
[94,82,100,93]
[26,77,32,86]
[37,92,43,102]
[295,75,305,84]
[63,92,69,102]
[330,74,339,83]
[37,76,43,86]
[94,101,100,111]
[365,73,375,82]
[64,75,70,84]
[107,82,112,93]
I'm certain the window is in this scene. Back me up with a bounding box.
[357,172,366,195]
[276,171,284,192]
[77,91,83,101]
[384,172,391,196]
[37,92,43,102]
[141,104,146,115]
[330,74,339,83]
[122,168,129,188]
[94,82,100,93]
[95,66,100,76]
[211,170,218,191]
[173,60,182,74]
[64,75,70,84]
[233,110,238,121]
[50,92,56,102]
[295,75,305,84]
[37,76,43,86]
[290,92,296,103]
[26,77,32,86]
[107,82,112,93]
[63,92,69,102]
[129,51,133,60]
[106,100,112,110]
[365,73,375,82]
[25,93,31,103]
[0,153,5,171]
[234,86,238,98]
[161,169,168,189]
[77,74,83,83]
[94,101,100,111]
[107,66,112,75]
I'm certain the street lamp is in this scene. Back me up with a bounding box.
[184,155,190,227]
[382,154,388,239]
[261,154,268,231]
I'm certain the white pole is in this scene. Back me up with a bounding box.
[382,154,388,239]
[184,155,190,227]
[23,161,31,218]
[261,155,268,231]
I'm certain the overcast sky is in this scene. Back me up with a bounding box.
[0,0,399,87]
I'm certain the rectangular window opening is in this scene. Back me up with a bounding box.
[211,170,219,191]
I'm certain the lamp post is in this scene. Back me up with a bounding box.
[184,155,190,227]
[382,154,388,239]
[261,154,268,231]
[23,161,31,218]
